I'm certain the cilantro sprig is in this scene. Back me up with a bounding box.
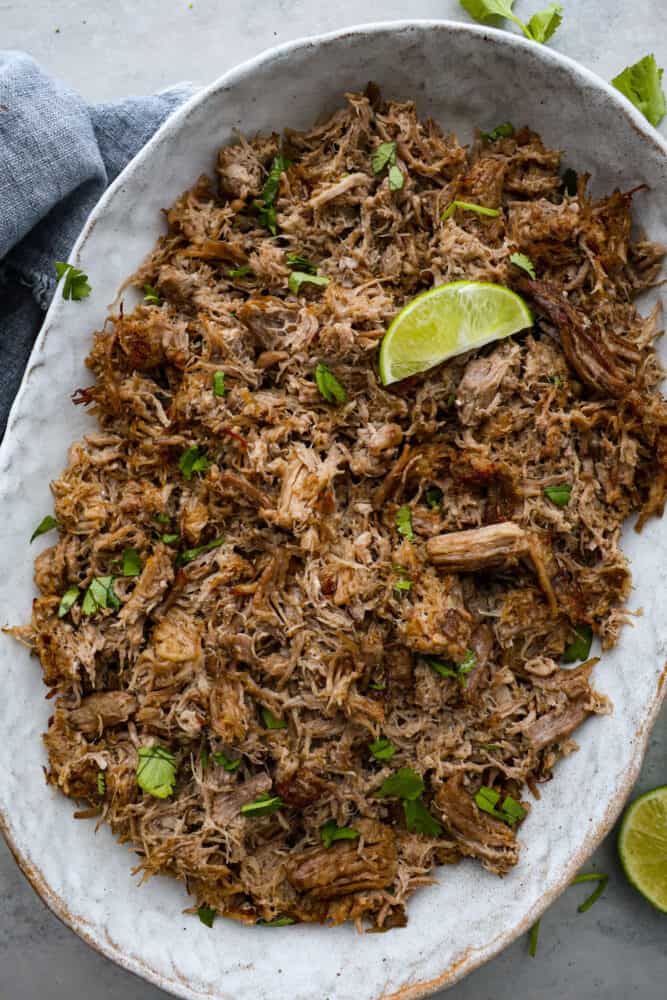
[510,252,536,278]
[459,0,563,45]
[81,576,120,616]
[54,261,91,301]
[612,54,666,127]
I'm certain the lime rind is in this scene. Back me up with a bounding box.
[618,784,667,913]
[378,280,533,385]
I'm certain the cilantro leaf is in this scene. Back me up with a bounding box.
[403,797,443,837]
[544,484,571,506]
[178,445,211,480]
[227,265,251,280]
[474,785,526,825]
[526,2,563,43]
[136,745,177,799]
[197,905,216,928]
[58,586,80,618]
[82,576,120,615]
[258,916,295,926]
[320,820,360,849]
[176,535,224,567]
[377,767,424,801]
[240,791,283,817]
[481,122,514,142]
[213,371,226,397]
[286,253,317,274]
[510,252,536,278]
[395,505,414,542]
[261,706,287,730]
[371,141,397,174]
[288,271,330,295]
[425,656,458,679]
[427,651,475,685]
[143,284,161,304]
[211,751,241,772]
[97,771,106,796]
[160,533,179,544]
[458,649,476,676]
[54,261,91,301]
[30,515,58,543]
[562,624,593,663]
[369,738,396,762]
[442,200,501,221]
[315,362,347,404]
[121,547,141,577]
[388,165,404,191]
[425,486,443,510]
[394,576,412,592]
[612,54,666,127]
[459,0,516,21]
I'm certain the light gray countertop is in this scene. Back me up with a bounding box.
[1,1,665,997]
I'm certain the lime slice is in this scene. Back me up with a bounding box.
[618,785,667,913]
[378,281,532,385]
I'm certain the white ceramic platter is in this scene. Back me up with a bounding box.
[1,20,666,1000]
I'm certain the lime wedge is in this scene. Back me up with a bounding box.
[618,785,667,913]
[378,281,533,385]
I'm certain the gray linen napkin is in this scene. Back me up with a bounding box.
[0,51,194,437]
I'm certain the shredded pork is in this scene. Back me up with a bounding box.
[12,89,666,931]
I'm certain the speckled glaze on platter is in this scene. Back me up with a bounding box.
[1,20,666,1000]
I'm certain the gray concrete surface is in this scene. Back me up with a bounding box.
[1,1,665,997]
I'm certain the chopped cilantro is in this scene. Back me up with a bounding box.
[403,797,443,837]
[286,253,317,274]
[371,141,397,174]
[258,916,295,926]
[442,200,501,221]
[254,155,291,234]
[176,535,224,567]
[481,122,514,142]
[197,905,216,928]
[526,2,563,43]
[54,261,91,301]
[136,745,177,799]
[211,751,241,772]
[160,533,179,545]
[426,650,475,684]
[82,576,120,616]
[377,767,424,801]
[288,271,330,295]
[562,624,593,663]
[388,165,404,191]
[529,918,541,957]
[369,738,396,762]
[240,791,283,817]
[474,785,526,825]
[315,362,346,404]
[213,371,226,397]
[227,265,251,279]
[612,54,666,127]
[261,706,287,730]
[97,771,106,796]
[58,586,80,618]
[178,445,211,481]
[395,505,414,542]
[320,821,360,849]
[143,284,161,304]
[510,252,536,278]
[543,484,571,507]
[121,547,141,577]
